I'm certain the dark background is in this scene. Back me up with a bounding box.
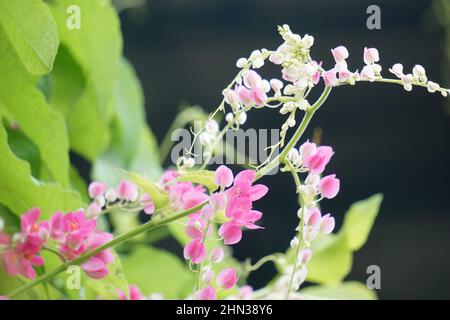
[118,0,450,299]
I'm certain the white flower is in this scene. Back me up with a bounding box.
[205,120,219,134]
[183,157,195,168]
[237,112,247,125]
[389,63,404,78]
[269,52,284,65]
[287,148,300,162]
[199,132,214,145]
[427,81,440,93]
[290,237,299,248]
[298,100,310,111]
[105,188,117,202]
[249,50,264,69]
[225,112,234,123]
[413,64,427,83]
[287,118,296,127]
[236,57,248,68]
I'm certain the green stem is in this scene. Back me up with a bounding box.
[255,86,332,180]
[6,201,208,299]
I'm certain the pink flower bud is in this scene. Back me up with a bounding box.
[237,285,253,300]
[305,207,322,227]
[236,85,253,105]
[183,239,206,264]
[209,192,226,211]
[331,46,349,62]
[216,268,238,290]
[318,174,340,199]
[218,222,242,245]
[202,266,215,284]
[88,182,106,198]
[201,204,215,220]
[299,248,312,264]
[197,286,217,300]
[224,89,240,106]
[214,165,234,188]
[299,140,317,161]
[251,87,267,106]
[243,70,262,89]
[322,69,337,86]
[303,146,334,174]
[320,214,335,234]
[87,202,102,217]
[363,47,379,64]
[210,247,224,263]
[116,180,138,202]
[360,65,376,81]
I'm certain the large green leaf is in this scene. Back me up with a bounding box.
[122,245,195,299]
[0,121,82,219]
[0,0,59,75]
[48,0,123,160]
[301,281,377,300]
[0,27,71,186]
[340,194,383,251]
[306,194,383,284]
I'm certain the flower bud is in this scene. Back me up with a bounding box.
[318,174,340,199]
[210,247,225,263]
[320,214,335,234]
[214,165,234,188]
[331,46,349,62]
[88,182,106,199]
[216,268,238,290]
[363,47,379,64]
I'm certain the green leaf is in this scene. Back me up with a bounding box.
[341,194,383,251]
[0,121,82,219]
[48,0,123,160]
[301,281,377,300]
[0,27,71,186]
[122,245,195,299]
[123,171,169,208]
[0,0,59,75]
[306,234,353,285]
[85,251,129,300]
[177,170,218,193]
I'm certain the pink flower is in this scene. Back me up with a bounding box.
[363,47,379,65]
[88,182,106,198]
[185,218,206,239]
[214,165,234,188]
[118,285,144,300]
[360,65,376,81]
[116,180,138,202]
[218,222,242,245]
[183,239,206,264]
[21,208,48,239]
[81,232,114,279]
[2,234,44,279]
[331,46,349,62]
[322,69,337,86]
[299,140,317,161]
[140,193,155,215]
[216,268,238,290]
[209,247,224,263]
[197,286,217,300]
[303,146,334,174]
[311,61,322,85]
[320,214,335,234]
[318,174,340,199]
[237,285,253,300]
[251,88,267,106]
[305,207,321,227]
[224,89,240,106]
[299,248,312,263]
[228,170,268,201]
[236,85,253,105]
[243,70,262,89]
[209,192,226,211]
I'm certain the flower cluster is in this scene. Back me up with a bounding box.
[0,208,114,280]
[271,140,340,298]
[180,165,268,300]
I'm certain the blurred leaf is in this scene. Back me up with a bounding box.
[122,245,194,299]
[0,27,71,186]
[177,170,218,193]
[0,121,82,219]
[306,234,353,285]
[48,0,123,160]
[341,194,383,251]
[6,127,41,178]
[123,171,169,208]
[69,165,89,203]
[301,281,377,300]
[0,0,59,75]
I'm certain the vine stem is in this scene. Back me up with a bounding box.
[255,85,332,180]
[284,159,307,300]
[6,201,208,299]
